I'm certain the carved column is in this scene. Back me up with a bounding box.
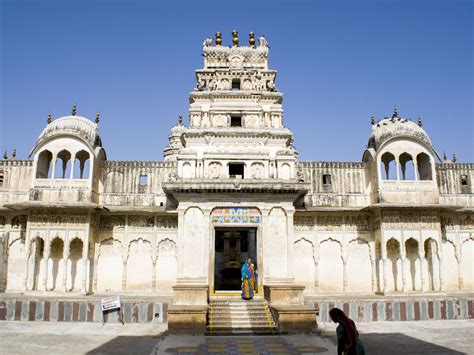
[395,158,400,180]
[23,233,30,291]
[62,250,69,292]
[82,234,90,293]
[413,162,419,180]
[369,241,377,293]
[342,256,348,293]
[69,158,75,179]
[455,249,463,290]
[122,258,128,292]
[42,247,50,291]
[151,255,158,291]
[314,255,320,292]
[401,242,407,292]
[419,247,426,292]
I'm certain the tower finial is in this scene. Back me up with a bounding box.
[71,103,77,116]
[3,150,7,160]
[178,115,183,125]
[249,32,256,48]
[215,32,222,47]
[392,105,398,118]
[418,115,422,127]
[12,149,16,158]
[452,153,457,163]
[95,112,100,124]
[47,112,52,124]
[371,115,375,125]
[443,151,447,160]
[232,29,239,47]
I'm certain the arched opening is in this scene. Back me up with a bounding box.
[381,152,396,180]
[399,153,416,180]
[405,238,420,290]
[156,239,177,292]
[319,239,343,292]
[73,150,91,179]
[49,237,64,291]
[424,238,438,290]
[347,239,372,292]
[280,163,291,180]
[417,153,432,180]
[69,238,83,291]
[126,239,152,291]
[386,238,401,291]
[54,150,71,179]
[30,237,44,291]
[36,150,53,178]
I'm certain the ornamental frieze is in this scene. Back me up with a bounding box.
[128,215,154,228]
[383,211,439,230]
[156,215,178,229]
[294,214,370,231]
[99,215,126,229]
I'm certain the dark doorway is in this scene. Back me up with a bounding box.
[214,227,257,291]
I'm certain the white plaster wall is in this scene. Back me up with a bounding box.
[182,207,205,278]
[97,239,123,292]
[126,239,153,291]
[318,239,343,292]
[156,238,177,292]
[293,239,315,293]
[6,234,26,291]
[346,239,372,292]
[266,207,288,279]
[442,241,458,290]
[461,238,474,289]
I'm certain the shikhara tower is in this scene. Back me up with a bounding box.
[0,31,472,332]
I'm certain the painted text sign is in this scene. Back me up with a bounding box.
[211,208,261,224]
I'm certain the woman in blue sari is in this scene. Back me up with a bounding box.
[241,257,255,300]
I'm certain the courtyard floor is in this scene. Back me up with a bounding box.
[0,320,472,354]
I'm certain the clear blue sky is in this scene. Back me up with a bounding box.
[1,0,472,162]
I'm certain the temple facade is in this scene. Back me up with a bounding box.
[0,32,473,315]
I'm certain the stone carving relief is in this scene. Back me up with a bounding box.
[271,113,282,128]
[190,113,202,127]
[250,163,264,179]
[383,211,439,230]
[208,162,222,179]
[241,78,253,91]
[212,114,228,127]
[157,238,177,259]
[156,216,178,229]
[128,215,154,228]
[218,78,231,90]
[229,55,243,69]
[11,215,27,229]
[244,114,260,128]
[99,215,126,229]
[294,215,370,232]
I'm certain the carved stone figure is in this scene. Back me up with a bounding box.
[202,38,212,47]
[208,162,222,179]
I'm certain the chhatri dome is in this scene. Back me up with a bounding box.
[367,107,432,151]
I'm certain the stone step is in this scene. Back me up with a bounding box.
[209,314,270,320]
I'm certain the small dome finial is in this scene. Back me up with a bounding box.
[232,29,239,47]
[47,112,52,124]
[452,153,457,163]
[95,112,100,124]
[249,32,256,48]
[3,150,7,160]
[443,151,447,161]
[12,149,16,158]
[371,115,375,125]
[392,105,398,118]
[418,115,422,127]
[215,32,222,47]
[71,103,77,116]
[178,115,183,125]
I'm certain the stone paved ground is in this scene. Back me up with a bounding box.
[1,320,473,354]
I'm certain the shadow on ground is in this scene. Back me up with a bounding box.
[86,335,161,355]
[359,333,465,355]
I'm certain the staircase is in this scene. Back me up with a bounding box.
[206,297,279,335]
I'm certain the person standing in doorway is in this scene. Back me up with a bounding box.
[241,257,255,300]
[329,307,366,355]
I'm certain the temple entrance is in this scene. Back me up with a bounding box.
[214,227,257,291]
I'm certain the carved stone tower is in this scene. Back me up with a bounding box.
[172,31,298,180]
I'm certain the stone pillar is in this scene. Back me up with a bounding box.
[455,250,463,290]
[82,235,90,293]
[70,158,75,179]
[413,162,419,180]
[62,252,69,292]
[381,237,389,294]
[395,158,400,180]
[42,248,50,291]
[286,209,295,280]
[122,258,128,292]
[438,254,444,291]
[419,248,426,292]
[314,256,320,292]
[151,256,157,291]
[51,154,57,179]
[23,234,30,291]
[369,241,377,293]
[342,256,348,293]
[401,244,407,292]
